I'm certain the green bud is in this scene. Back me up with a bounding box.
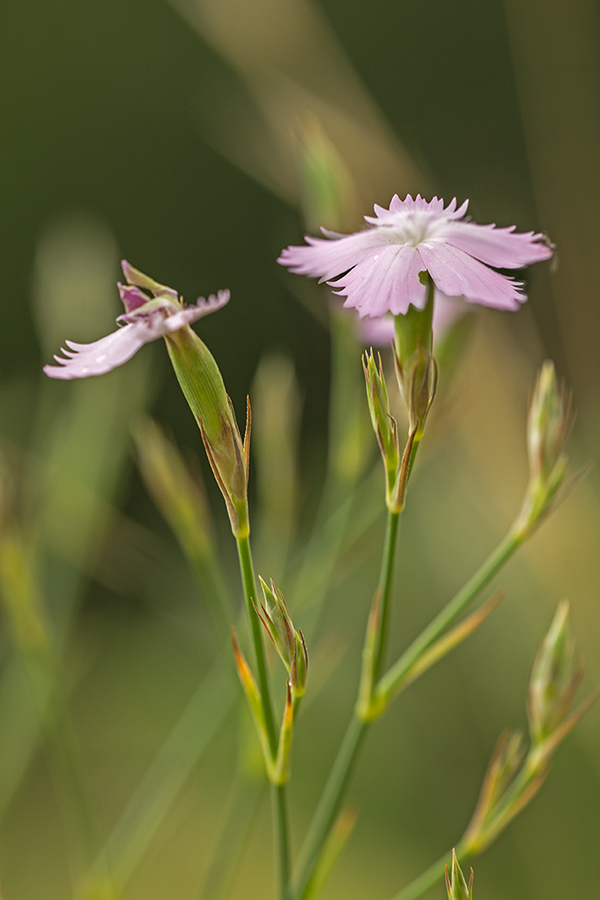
[528,361,572,486]
[445,850,473,900]
[515,361,574,538]
[528,601,581,744]
[257,577,308,697]
[291,629,309,698]
[362,350,399,475]
[258,576,296,670]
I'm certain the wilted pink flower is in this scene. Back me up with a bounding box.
[44,261,230,379]
[278,194,553,318]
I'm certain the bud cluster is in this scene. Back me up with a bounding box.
[362,272,438,513]
[232,576,308,785]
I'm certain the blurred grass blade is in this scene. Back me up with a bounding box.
[196,773,264,900]
[85,662,236,895]
[168,0,423,210]
[302,805,358,900]
[0,217,153,826]
[132,417,234,649]
[252,355,301,580]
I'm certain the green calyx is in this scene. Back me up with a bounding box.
[166,327,250,537]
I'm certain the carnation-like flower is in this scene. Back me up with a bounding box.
[278,194,553,318]
[358,291,469,347]
[43,260,230,379]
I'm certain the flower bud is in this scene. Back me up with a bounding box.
[445,850,473,900]
[528,601,581,744]
[362,350,399,476]
[257,577,308,697]
[515,361,574,538]
[291,629,309,698]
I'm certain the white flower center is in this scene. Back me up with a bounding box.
[377,210,445,247]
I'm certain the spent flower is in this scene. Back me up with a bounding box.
[278,194,553,318]
[44,260,229,379]
[44,261,251,536]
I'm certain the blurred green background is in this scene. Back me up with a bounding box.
[0,0,599,898]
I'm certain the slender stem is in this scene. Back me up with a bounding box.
[236,534,277,756]
[235,534,291,900]
[292,715,367,900]
[274,783,292,900]
[374,510,401,678]
[376,527,523,703]
[292,498,402,900]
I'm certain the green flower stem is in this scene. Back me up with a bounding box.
[274,783,292,900]
[293,507,401,900]
[235,534,277,755]
[292,715,367,900]
[373,510,401,678]
[389,844,465,900]
[235,534,291,900]
[375,527,523,706]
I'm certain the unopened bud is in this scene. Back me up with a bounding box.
[528,361,572,485]
[445,850,473,900]
[257,578,309,697]
[528,601,580,744]
[291,629,309,698]
[515,361,574,537]
[362,350,399,475]
[461,730,525,854]
[258,577,295,669]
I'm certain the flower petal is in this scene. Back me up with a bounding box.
[277,230,383,282]
[43,321,163,379]
[163,290,230,332]
[332,244,426,317]
[418,241,525,310]
[439,221,553,269]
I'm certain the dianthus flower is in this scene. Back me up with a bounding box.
[43,260,229,379]
[278,194,553,318]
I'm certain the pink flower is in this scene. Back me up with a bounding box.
[358,291,469,346]
[43,261,230,379]
[278,194,553,318]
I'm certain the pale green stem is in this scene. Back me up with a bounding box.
[292,508,400,900]
[292,715,367,900]
[373,510,401,678]
[235,534,290,900]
